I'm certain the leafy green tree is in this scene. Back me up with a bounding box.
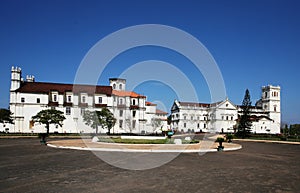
[83,110,101,133]
[236,89,252,138]
[83,108,116,134]
[0,108,14,124]
[32,109,66,134]
[167,115,172,125]
[102,108,116,134]
[289,124,300,136]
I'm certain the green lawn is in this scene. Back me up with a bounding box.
[97,137,200,144]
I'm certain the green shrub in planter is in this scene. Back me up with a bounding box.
[216,137,225,151]
[226,134,233,143]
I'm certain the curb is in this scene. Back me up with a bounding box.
[47,143,242,153]
[234,139,300,145]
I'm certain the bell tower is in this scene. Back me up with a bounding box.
[10,66,22,91]
[261,85,281,128]
[109,78,126,91]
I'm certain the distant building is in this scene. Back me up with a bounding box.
[171,85,281,134]
[3,66,168,133]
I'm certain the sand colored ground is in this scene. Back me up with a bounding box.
[48,137,241,152]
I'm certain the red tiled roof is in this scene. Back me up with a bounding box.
[146,101,157,106]
[15,82,112,95]
[156,109,168,115]
[112,90,146,98]
[179,101,210,108]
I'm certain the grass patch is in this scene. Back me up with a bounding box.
[182,139,200,144]
[98,137,172,144]
[97,137,200,144]
[99,137,171,144]
[234,134,300,142]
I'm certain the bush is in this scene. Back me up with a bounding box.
[226,134,233,142]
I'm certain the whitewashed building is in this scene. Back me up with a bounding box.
[4,66,168,133]
[171,85,281,134]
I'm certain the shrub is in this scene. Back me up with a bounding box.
[226,134,233,142]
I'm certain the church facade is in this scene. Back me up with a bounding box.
[170,85,281,134]
[4,66,167,133]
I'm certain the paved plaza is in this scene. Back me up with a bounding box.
[0,138,299,192]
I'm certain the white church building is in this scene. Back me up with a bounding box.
[171,85,281,134]
[3,66,168,134]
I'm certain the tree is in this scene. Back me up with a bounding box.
[289,124,300,136]
[83,108,116,134]
[0,108,14,124]
[101,108,116,134]
[32,109,66,134]
[83,110,101,134]
[151,118,162,132]
[236,89,252,138]
[167,115,172,125]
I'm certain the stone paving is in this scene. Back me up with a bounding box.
[1,138,300,192]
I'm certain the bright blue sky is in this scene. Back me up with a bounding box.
[0,0,299,124]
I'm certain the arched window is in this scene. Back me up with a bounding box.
[113,84,116,89]
[119,84,122,90]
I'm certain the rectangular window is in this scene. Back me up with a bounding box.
[66,107,71,115]
[81,108,85,116]
[119,120,123,128]
[21,97,25,103]
[119,110,123,117]
[53,95,57,102]
[37,98,40,103]
[184,123,186,128]
[132,110,136,117]
[82,96,86,103]
[119,98,123,104]
[98,97,102,104]
[67,95,72,102]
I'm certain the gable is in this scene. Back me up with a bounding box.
[217,99,237,110]
[171,100,180,111]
